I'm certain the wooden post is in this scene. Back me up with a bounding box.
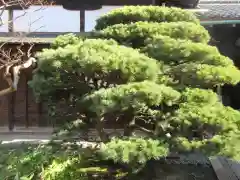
[37,102,43,127]
[8,9,14,32]
[8,92,15,131]
[8,9,15,130]
[80,10,85,32]
[25,74,29,127]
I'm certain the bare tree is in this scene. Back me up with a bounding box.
[0,0,50,96]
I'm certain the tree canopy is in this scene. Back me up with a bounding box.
[95,6,200,30]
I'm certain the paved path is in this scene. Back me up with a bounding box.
[210,157,240,180]
[0,127,53,143]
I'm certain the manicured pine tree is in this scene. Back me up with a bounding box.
[29,6,240,168]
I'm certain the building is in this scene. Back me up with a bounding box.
[0,0,240,130]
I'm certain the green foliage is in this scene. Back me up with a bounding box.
[167,88,240,159]
[171,97,240,135]
[42,157,86,180]
[29,38,162,101]
[0,144,55,179]
[167,63,240,88]
[51,33,80,49]
[99,22,210,48]
[0,143,134,180]
[0,143,109,180]
[181,88,219,105]
[142,35,240,87]
[82,81,180,116]
[173,132,240,160]
[169,68,239,90]
[143,35,233,67]
[95,6,200,30]
[99,137,169,164]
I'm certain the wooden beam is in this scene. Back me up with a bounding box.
[80,10,85,32]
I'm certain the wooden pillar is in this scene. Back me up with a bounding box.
[80,10,85,32]
[8,9,14,32]
[25,74,29,127]
[8,9,15,130]
[8,92,15,130]
[37,102,43,126]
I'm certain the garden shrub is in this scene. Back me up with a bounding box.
[0,144,57,179]
[0,143,109,180]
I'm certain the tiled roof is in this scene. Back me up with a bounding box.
[198,3,240,20]
[0,37,55,44]
[198,0,240,20]
[200,0,240,3]
[0,32,90,44]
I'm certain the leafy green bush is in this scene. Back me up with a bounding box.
[0,143,110,180]
[99,21,210,47]
[0,144,57,179]
[95,6,200,30]
[42,157,86,180]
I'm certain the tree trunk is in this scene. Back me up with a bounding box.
[95,117,109,142]
[123,118,135,136]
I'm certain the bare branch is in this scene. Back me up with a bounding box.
[27,43,34,57]
[0,56,36,96]
[0,63,14,96]
[0,0,49,97]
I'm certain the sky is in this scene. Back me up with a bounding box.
[0,5,122,32]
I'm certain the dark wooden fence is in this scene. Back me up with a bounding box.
[0,43,51,129]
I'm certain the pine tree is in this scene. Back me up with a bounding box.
[29,6,240,165]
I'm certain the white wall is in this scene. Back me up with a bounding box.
[85,6,122,31]
[0,11,9,32]
[13,6,80,32]
[0,5,123,32]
